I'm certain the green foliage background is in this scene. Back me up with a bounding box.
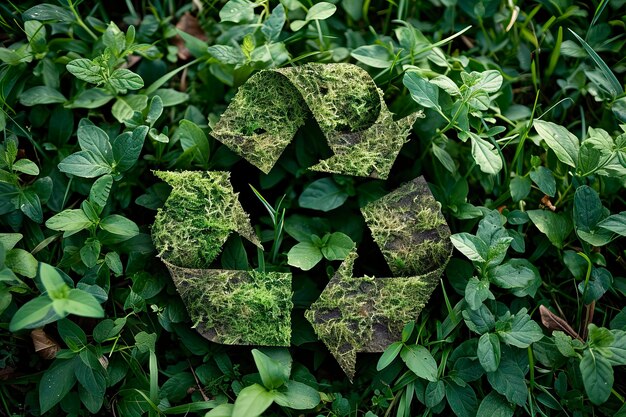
[0,0,625,416]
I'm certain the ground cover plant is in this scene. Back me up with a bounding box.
[0,0,625,416]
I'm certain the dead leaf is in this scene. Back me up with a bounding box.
[539,305,582,341]
[173,12,208,61]
[541,195,556,211]
[30,328,60,360]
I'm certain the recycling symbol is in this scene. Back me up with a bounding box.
[152,63,452,380]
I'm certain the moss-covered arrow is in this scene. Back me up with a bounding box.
[152,170,293,346]
[211,63,421,179]
[305,177,452,380]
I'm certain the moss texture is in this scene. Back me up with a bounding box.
[211,63,422,179]
[305,176,452,380]
[166,263,293,346]
[151,170,260,269]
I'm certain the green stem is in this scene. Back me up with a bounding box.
[68,0,98,41]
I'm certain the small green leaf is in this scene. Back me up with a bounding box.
[580,349,613,405]
[533,120,579,168]
[111,126,148,172]
[400,344,438,382]
[13,159,40,175]
[287,242,323,271]
[446,382,478,417]
[99,215,139,239]
[176,120,209,166]
[273,380,321,409]
[67,58,104,84]
[450,233,488,263]
[509,176,531,202]
[299,178,348,212]
[377,341,403,370]
[58,151,113,178]
[261,4,285,42]
[529,166,556,197]
[527,210,573,249]
[321,232,354,261]
[90,175,113,207]
[471,135,503,175]
[108,69,144,92]
[46,209,93,234]
[80,238,101,268]
[8,296,54,331]
[219,0,256,23]
[305,2,336,20]
[476,392,514,417]
[251,349,289,390]
[232,384,274,417]
[465,277,493,310]
[404,72,441,110]
[497,308,543,348]
[19,86,66,106]
[477,333,501,372]
[39,357,78,414]
[573,185,603,233]
[5,248,38,278]
[598,212,626,236]
[64,289,104,318]
[425,380,446,408]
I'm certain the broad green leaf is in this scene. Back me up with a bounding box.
[471,135,502,174]
[446,382,478,417]
[533,120,579,168]
[527,210,573,248]
[75,356,106,413]
[111,94,149,123]
[598,212,626,236]
[108,69,144,92]
[8,295,54,331]
[252,349,289,390]
[287,242,323,271]
[351,45,393,68]
[90,175,113,207]
[425,380,446,408]
[473,70,503,93]
[80,238,101,268]
[400,344,437,382]
[607,330,626,366]
[580,349,613,405]
[219,0,256,23]
[432,144,456,172]
[5,248,38,278]
[111,126,148,172]
[299,178,348,212]
[22,4,75,22]
[574,185,603,232]
[0,233,23,251]
[67,58,103,84]
[497,308,543,348]
[509,176,531,202]
[13,159,40,175]
[478,333,501,373]
[489,258,540,297]
[529,166,556,197]
[208,45,246,65]
[465,277,493,310]
[486,354,527,406]
[64,289,104,317]
[46,209,93,233]
[450,233,488,263]
[553,331,577,358]
[145,96,163,126]
[232,384,274,417]
[377,341,403,370]
[18,190,43,223]
[404,72,441,110]
[99,215,139,239]
[58,151,113,178]
[58,318,88,346]
[205,404,234,417]
[93,317,126,343]
[476,392,514,417]
[19,86,66,106]
[39,357,78,414]
[430,75,461,96]
[273,380,321,409]
[177,120,209,166]
[39,262,67,294]
[306,2,337,20]
[261,4,285,42]
[321,232,354,261]
[463,304,496,334]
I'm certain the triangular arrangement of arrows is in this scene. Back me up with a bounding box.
[305,177,452,380]
[151,170,293,346]
[210,63,422,179]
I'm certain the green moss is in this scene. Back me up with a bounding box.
[361,176,452,276]
[151,170,260,268]
[211,63,422,178]
[167,263,293,346]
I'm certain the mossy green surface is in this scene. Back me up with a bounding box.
[211,63,422,178]
[306,176,452,380]
[167,263,293,346]
[151,170,260,268]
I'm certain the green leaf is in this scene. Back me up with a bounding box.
[9,295,54,331]
[497,308,543,348]
[273,380,321,409]
[351,45,393,68]
[478,333,501,373]
[473,70,503,93]
[63,289,104,318]
[471,135,503,174]
[219,0,256,23]
[261,4,285,42]
[108,69,144,92]
[177,120,209,166]
[111,95,149,123]
[58,318,87,347]
[489,259,540,297]
[39,358,78,414]
[574,185,603,232]
[90,175,113,207]
[251,349,289,390]
[75,355,106,413]
[425,380,446,408]
[13,159,40,175]
[446,382,478,417]
[205,404,234,417]
[58,151,113,178]
[46,209,93,234]
[299,178,348,212]
[598,212,626,236]
[450,233,488,263]
[306,2,337,20]
[321,232,354,261]
[0,233,23,251]
[221,235,248,270]
[287,242,323,271]
[39,262,67,294]
[99,215,139,239]
[476,392,514,417]
[580,349,613,405]
[527,210,573,248]
[93,317,126,343]
[5,248,38,278]
[400,344,438,382]
[145,96,163,126]
[80,238,101,268]
[67,59,104,84]
[529,166,556,197]
[22,4,75,22]
[509,176,531,202]
[377,341,402,370]
[465,277,493,310]
[404,72,441,110]
[232,384,274,417]
[607,330,626,366]
[486,353,527,406]
[19,86,67,106]
[112,126,148,172]
[569,29,623,98]
[533,120,579,168]
[553,331,577,357]
[19,190,43,223]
